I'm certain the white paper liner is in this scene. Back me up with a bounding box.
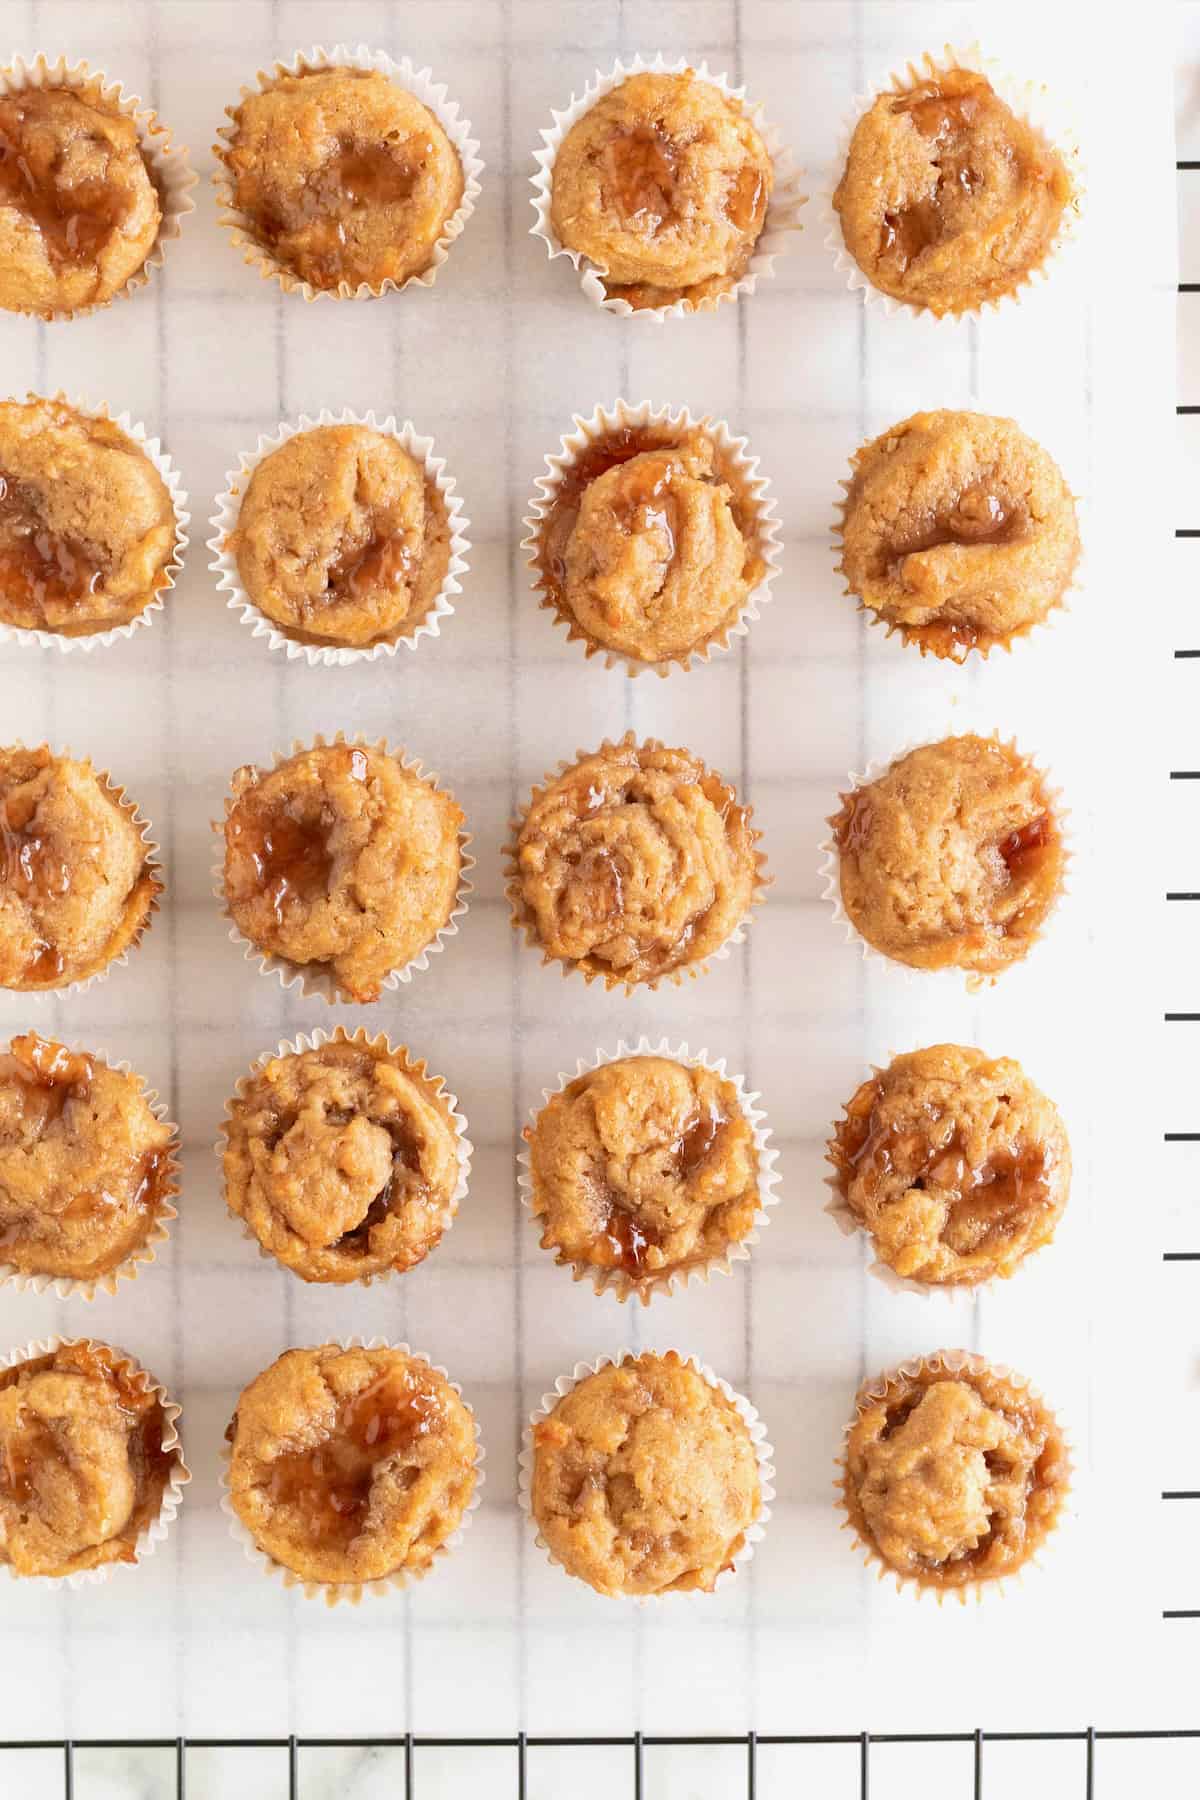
[212,731,473,1005]
[518,1349,774,1599]
[820,42,1085,322]
[518,1038,780,1304]
[836,1348,1073,1603]
[0,54,196,323]
[817,732,1071,987]
[0,1335,189,1589]
[207,408,469,668]
[529,53,807,322]
[215,1026,472,1283]
[0,392,190,655]
[521,398,781,678]
[219,1337,485,1606]
[213,45,483,303]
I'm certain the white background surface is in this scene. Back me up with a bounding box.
[0,1,1185,1795]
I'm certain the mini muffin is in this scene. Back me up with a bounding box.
[837,411,1079,660]
[525,1054,760,1295]
[220,741,464,1004]
[0,1033,176,1286]
[0,396,178,637]
[0,745,160,990]
[508,734,761,990]
[550,70,773,311]
[839,1351,1071,1592]
[0,1340,182,1578]
[828,1044,1071,1287]
[529,1351,762,1596]
[832,64,1075,316]
[222,1033,465,1285]
[226,1344,478,1589]
[0,86,162,317]
[227,423,451,651]
[217,66,464,294]
[828,735,1064,976]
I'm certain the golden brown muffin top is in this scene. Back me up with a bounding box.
[838,411,1079,660]
[829,735,1064,976]
[226,1344,477,1586]
[833,68,1073,316]
[828,1044,1070,1286]
[550,71,772,310]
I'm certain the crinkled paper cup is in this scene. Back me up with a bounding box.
[518,1348,774,1600]
[212,730,473,1005]
[836,1347,1073,1603]
[530,52,806,322]
[213,44,483,303]
[207,407,469,668]
[219,1336,485,1606]
[216,1026,472,1283]
[0,1335,188,1589]
[821,42,1085,322]
[0,54,195,322]
[518,1037,780,1304]
[0,392,190,655]
[522,398,781,677]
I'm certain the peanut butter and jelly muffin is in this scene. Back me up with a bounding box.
[0,746,159,991]
[0,397,178,637]
[217,66,465,294]
[837,411,1079,660]
[227,424,451,651]
[226,1344,479,1589]
[223,1033,465,1285]
[221,742,464,1004]
[549,71,773,311]
[839,1350,1070,1592]
[508,735,761,990]
[0,1340,183,1578]
[828,1045,1070,1287]
[829,735,1064,976]
[528,1351,762,1596]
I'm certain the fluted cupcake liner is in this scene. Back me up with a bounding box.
[207,407,470,668]
[219,1336,485,1607]
[0,1335,189,1590]
[530,52,806,322]
[213,45,483,304]
[521,398,781,678]
[215,1026,472,1284]
[518,1348,774,1601]
[0,54,196,322]
[518,1037,780,1305]
[211,730,473,1006]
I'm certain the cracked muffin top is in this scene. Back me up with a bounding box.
[226,1344,477,1586]
[0,1033,175,1284]
[526,1054,759,1289]
[228,423,451,651]
[219,67,464,293]
[829,734,1065,976]
[530,1351,760,1596]
[828,1044,1070,1286]
[223,1034,462,1284]
[222,742,463,1004]
[0,87,162,317]
[838,411,1079,660]
[841,1356,1070,1589]
[833,66,1074,316]
[0,1341,178,1578]
[550,71,772,311]
[0,396,177,636]
[0,745,159,991]
[510,735,759,989]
